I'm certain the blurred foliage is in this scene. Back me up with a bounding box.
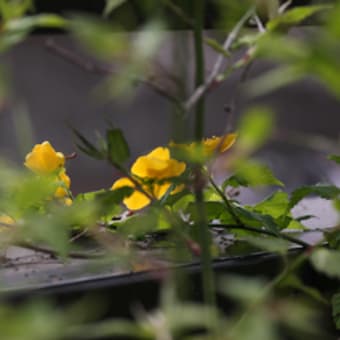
[1,0,340,339]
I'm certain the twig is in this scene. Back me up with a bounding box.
[253,14,266,33]
[16,241,104,259]
[45,38,183,108]
[184,7,255,112]
[211,223,310,249]
[279,0,292,14]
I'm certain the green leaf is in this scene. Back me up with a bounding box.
[332,292,340,330]
[186,201,226,222]
[267,5,331,31]
[288,185,340,210]
[96,187,133,210]
[116,207,168,237]
[235,206,279,234]
[237,107,274,153]
[106,128,130,166]
[253,191,289,218]
[227,160,283,188]
[5,14,67,32]
[103,0,127,17]
[310,248,340,279]
[328,154,340,164]
[71,127,104,160]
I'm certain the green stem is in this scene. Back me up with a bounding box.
[192,0,214,307]
[193,0,205,141]
[208,174,243,225]
[194,167,215,307]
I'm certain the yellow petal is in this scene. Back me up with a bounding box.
[203,133,237,154]
[131,147,186,180]
[24,141,65,174]
[54,170,71,198]
[219,133,237,152]
[111,177,151,211]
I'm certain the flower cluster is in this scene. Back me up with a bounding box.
[112,133,236,211]
[24,141,72,205]
[112,147,186,210]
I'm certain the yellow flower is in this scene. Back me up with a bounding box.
[111,147,186,211]
[131,147,186,180]
[170,133,237,161]
[54,170,71,198]
[25,141,73,205]
[203,133,237,154]
[0,214,15,232]
[24,141,65,175]
[111,177,151,211]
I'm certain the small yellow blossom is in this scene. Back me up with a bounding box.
[111,147,186,210]
[131,147,186,180]
[54,170,71,198]
[111,177,151,210]
[171,133,237,157]
[25,141,65,175]
[0,214,15,232]
[25,141,72,205]
[203,133,237,154]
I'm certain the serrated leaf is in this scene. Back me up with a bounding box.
[106,128,130,166]
[253,191,289,218]
[228,160,283,188]
[310,248,340,279]
[288,185,340,210]
[267,5,331,31]
[103,0,127,17]
[235,206,279,234]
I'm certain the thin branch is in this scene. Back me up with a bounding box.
[253,14,266,33]
[16,241,104,259]
[211,224,310,249]
[279,0,292,14]
[45,38,183,109]
[184,7,255,112]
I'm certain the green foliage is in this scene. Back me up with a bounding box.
[1,0,340,337]
[310,248,340,279]
[288,185,340,210]
[107,128,131,166]
[332,292,340,330]
[0,301,66,340]
[237,107,274,154]
[226,160,283,188]
[267,5,331,31]
[72,127,131,167]
[103,0,127,18]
